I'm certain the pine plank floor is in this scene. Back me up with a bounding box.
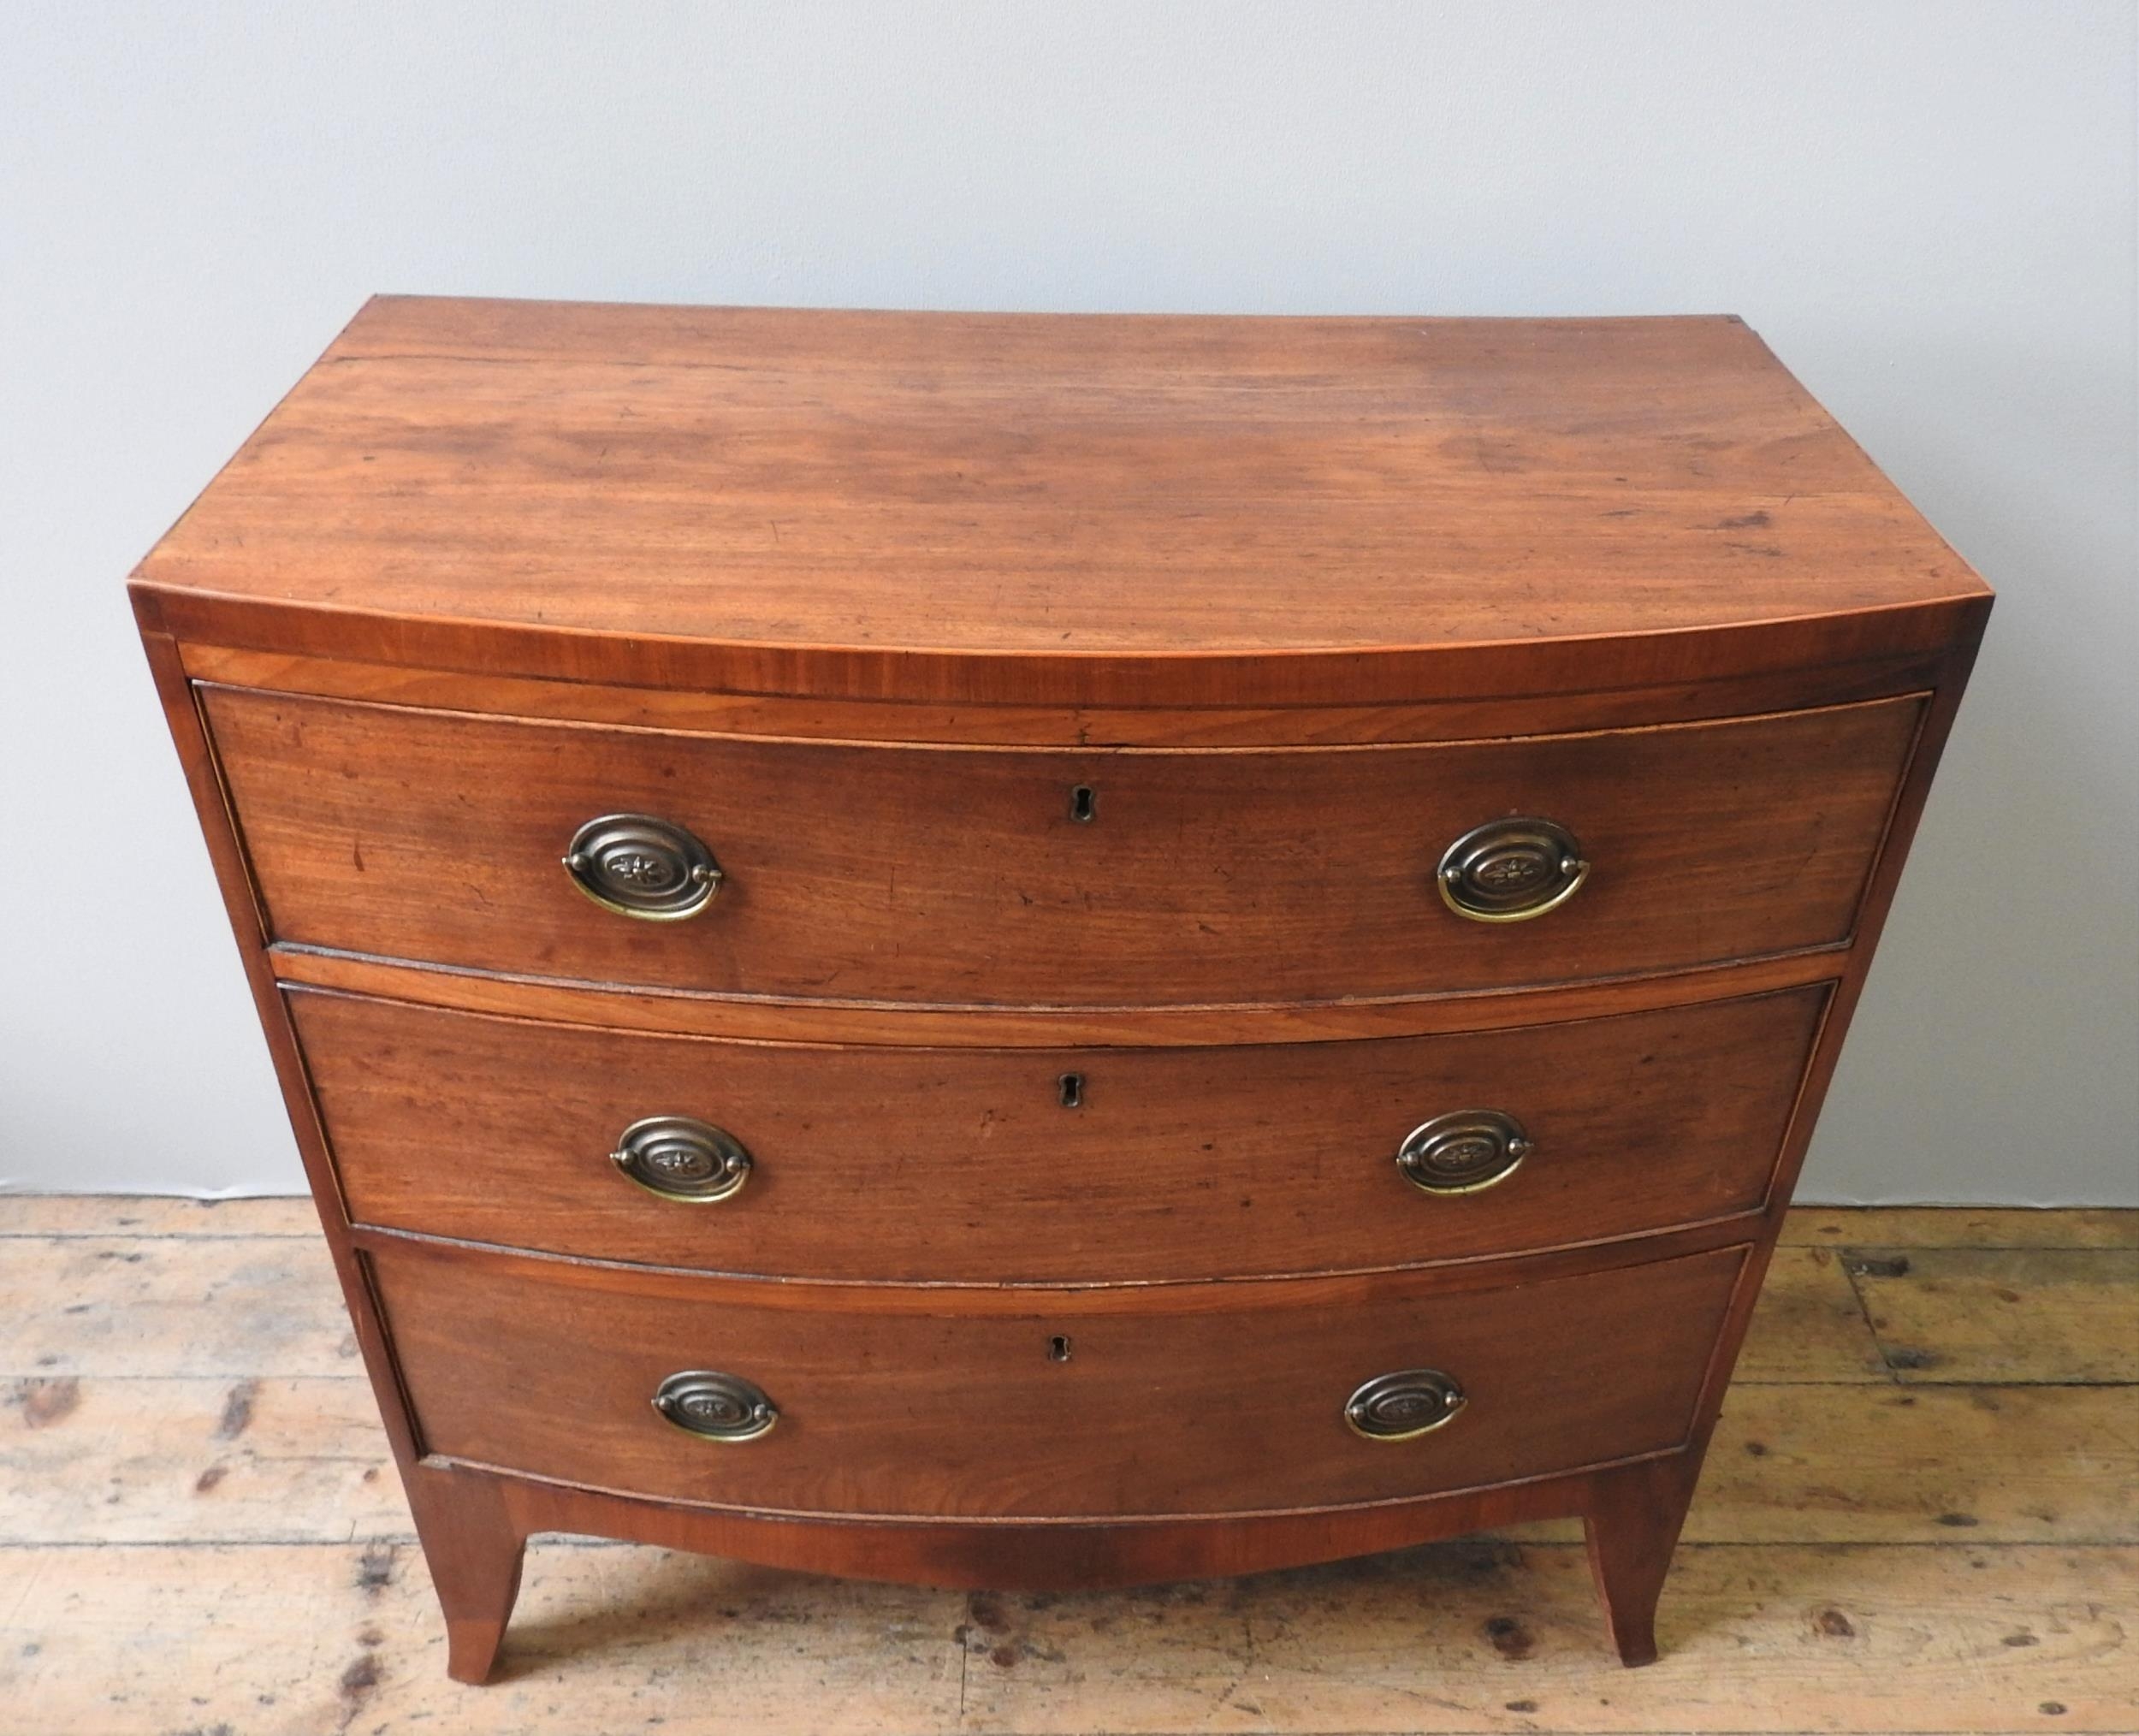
[1,1201,2132,1735]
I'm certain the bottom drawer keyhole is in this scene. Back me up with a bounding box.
[1048,1335,1074,1363]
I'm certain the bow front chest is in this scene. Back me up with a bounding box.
[132,298,1988,1681]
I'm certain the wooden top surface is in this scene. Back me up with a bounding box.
[133,297,1988,705]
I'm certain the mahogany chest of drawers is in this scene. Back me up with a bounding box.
[132,298,1989,1682]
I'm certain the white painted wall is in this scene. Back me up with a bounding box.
[3,3,2132,1202]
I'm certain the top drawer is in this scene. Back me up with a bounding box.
[203,686,1921,1008]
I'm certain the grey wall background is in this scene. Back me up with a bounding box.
[3,3,2133,1202]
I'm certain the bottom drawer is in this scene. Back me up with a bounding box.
[372,1240,1746,1520]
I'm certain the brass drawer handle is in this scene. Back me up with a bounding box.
[653,1371,779,1442]
[564,813,721,920]
[1437,817,1588,922]
[1345,1369,1467,1441]
[612,1116,753,1203]
[1395,1110,1532,1196]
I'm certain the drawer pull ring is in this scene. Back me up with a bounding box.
[611,1116,753,1203]
[1345,1369,1467,1442]
[653,1371,779,1442]
[1395,1110,1532,1195]
[564,813,722,920]
[1436,817,1589,922]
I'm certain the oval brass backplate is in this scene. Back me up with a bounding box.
[1395,1110,1532,1196]
[1344,1369,1467,1441]
[652,1371,779,1443]
[1436,816,1588,922]
[564,813,722,920]
[611,1116,754,1203]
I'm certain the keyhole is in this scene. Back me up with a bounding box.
[1048,1335,1074,1363]
[1058,1073,1083,1109]
[1070,785,1096,824]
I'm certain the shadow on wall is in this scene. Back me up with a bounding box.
[1795,329,2138,1206]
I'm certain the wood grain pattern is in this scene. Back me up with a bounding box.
[0,1234,357,1378]
[1734,1246,1896,1384]
[14,1196,2124,1250]
[1779,1208,2139,1250]
[0,1218,1872,1384]
[0,1195,323,1235]
[10,1203,2128,1732]
[1696,1383,2139,1544]
[945,1543,2136,1735]
[177,638,1961,750]
[203,684,1921,1007]
[0,1541,969,1735]
[124,300,1995,1681]
[395,1404,1685,1608]
[134,631,429,1482]
[1585,1455,1700,1664]
[405,1465,526,1683]
[370,1239,1745,1521]
[0,1375,406,1543]
[130,300,1988,710]
[293,983,1824,1283]
[14,1372,2129,1550]
[353,1213,1750,1317]
[14,1195,2125,1250]
[267,935,1847,1047]
[1846,1248,2139,1384]
[8,1540,2130,1734]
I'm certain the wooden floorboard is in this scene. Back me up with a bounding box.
[948,1543,2136,1736]
[0,1194,323,1236]
[1734,1244,1894,1383]
[0,1540,2129,1734]
[1778,1207,2139,1250]
[1,1375,405,1544]
[0,1200,2132,1733]
[0,1234,356,1378]
[1845,1247,2139,1384]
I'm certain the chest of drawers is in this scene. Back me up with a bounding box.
[132,299,1988,1683]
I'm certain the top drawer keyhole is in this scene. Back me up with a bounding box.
[1070,785,1097,824]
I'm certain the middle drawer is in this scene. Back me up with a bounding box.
[293,983,1823,1283]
